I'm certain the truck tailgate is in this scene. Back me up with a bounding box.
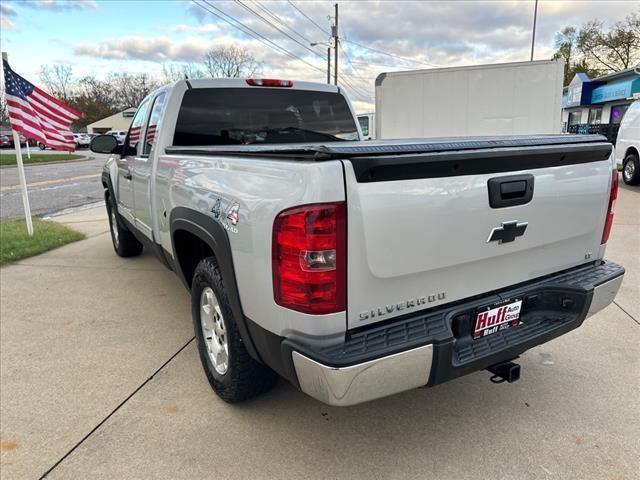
[343,140,613,329]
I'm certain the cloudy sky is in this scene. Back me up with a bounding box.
[1,0,637,111]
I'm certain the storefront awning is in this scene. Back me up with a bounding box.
[591,77,640,104]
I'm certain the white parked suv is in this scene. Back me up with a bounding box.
[90,78,625,406]
[614,99,640,185]
[105,130,127,144]
[72,133,90,149]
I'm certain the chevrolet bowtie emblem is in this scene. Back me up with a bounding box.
[487,220,528,244]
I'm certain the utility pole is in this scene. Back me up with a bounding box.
[332,3,338,85]
[530,0,538,61]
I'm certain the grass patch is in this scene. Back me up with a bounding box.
[0,152,86,166]
[0,218,85,266]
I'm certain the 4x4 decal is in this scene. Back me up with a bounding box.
[211,198,240,234]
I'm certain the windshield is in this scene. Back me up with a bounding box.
[173,88,359,146]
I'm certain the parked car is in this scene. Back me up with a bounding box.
[105,130,127,144]
[91,78,624,406]
[73,133,91,149]
[0,132,11,148]
[0,131,27,148]
[614,99,640,185]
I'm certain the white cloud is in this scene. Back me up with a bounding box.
[0,3,18,30]
[0,16,17,31]
[166,23,222,34]
[74,35,262,62]
[29,0,97,11]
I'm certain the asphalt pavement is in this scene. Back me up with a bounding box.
[0,180,638,480]
[0,150,108,219]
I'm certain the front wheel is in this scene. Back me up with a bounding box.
[38,143,46,150]
[192,257,278,403]
[105,192,143,257]
[622,153,640,185]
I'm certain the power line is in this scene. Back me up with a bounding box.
[339,41,370,84]
[339,72,374,100]
[350,59,412,69]
[234,0,325,60]
[192,0,326,75]
[193,0,373,102]
[287,1,330,35]
[343,38,439,68]
[250,0,314,46]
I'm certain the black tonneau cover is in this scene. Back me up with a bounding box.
[165,134,608,160]
[165,134,612,182]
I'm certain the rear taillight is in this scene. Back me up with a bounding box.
[272,202,346,314]
[601,169,618,244]
[246,79,293,87]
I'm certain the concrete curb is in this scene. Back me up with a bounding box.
[0,154,94,169]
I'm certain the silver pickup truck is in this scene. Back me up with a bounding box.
[91,78,624,406]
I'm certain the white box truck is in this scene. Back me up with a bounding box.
[375,60,565,139]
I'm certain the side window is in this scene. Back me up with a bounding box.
[358,116,369,136]
[126,100,149,153]
[143,93,166,156]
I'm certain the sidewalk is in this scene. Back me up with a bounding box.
[1,187,638,479]
[0,207,193,479]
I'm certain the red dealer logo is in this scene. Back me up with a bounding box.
[473,300,522,339]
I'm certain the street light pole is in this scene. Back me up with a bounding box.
[530,0,538,61]
[311,42,332,84]
[327,47,331,84]
[333,3,339,85]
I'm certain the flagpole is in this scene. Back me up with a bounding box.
[2,52,34,236]
[12,131,34,236]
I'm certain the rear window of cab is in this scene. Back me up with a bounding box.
[173,88,359,146]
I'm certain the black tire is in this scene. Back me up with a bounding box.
[192,256,278,403]
[622,153,640,185]
[105,191,143,257]
[38,143,46,150]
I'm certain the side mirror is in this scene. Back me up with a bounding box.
[90,134,119,154]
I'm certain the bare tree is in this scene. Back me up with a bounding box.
[0,83,10,128]
[161,63,206,83]
[577,11,640,74]
[69,76,118,129]
[39,64,74,100]
[552,26,601,84]
[109,73,158,110]
[202,45,262,78]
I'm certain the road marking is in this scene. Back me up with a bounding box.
[0,173,99,192]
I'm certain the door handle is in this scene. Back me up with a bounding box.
[124,171,132,180]
[487,174,534,208]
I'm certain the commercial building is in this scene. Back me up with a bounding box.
[86,107,136,134]
[561,67,640,142]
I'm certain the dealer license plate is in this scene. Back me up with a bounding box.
[473,298,522,340]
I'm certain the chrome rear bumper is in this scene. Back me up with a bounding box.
[292,345,433,407]
[586,275,624,317]
[289,261,624,407]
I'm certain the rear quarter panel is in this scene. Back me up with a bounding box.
[156,154,347,341]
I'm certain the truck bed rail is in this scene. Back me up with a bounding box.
[165,134,609,161]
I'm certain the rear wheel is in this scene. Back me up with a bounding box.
[622,153,640,185]
[38,143,46,150]
[105,191,143,257]
[192,256,278,403]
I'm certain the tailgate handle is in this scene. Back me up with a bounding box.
[488,174,534,208]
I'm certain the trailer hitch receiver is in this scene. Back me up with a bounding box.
[487,360,521,384]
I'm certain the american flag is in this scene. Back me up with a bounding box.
[3,59,82,152]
